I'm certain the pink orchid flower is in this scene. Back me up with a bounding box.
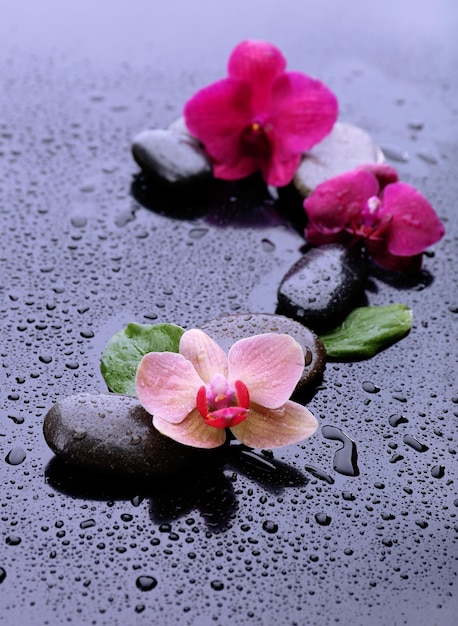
[135,329,318,449]
[184,40,338,187]
[303,163,445,272]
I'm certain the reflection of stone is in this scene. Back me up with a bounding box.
[294,122,384,197]
[199,312,326,394]
[277,244,367,333]
[43,392,214,477]
[132,127,212,184]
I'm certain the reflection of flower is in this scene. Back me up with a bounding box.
[135,329,318,449]
[184,40,338,187]
[303,163,446,272]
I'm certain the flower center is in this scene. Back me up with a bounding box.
[349,196,392,241]
[240,120,272,158]
[196,374,250,429]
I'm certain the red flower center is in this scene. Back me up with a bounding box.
[196,375,250,429]
[348,196,392,242]
[240,121,272,159]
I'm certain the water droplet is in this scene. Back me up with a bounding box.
[0,567,6,583]
[72,430,87,441]
[389,414,409,427]
[417,151,438,165]
[210,580,224,591]
[39,354,53,364]
[136,576,157,591]
[314,513,332,526]
[362,381,380,393]
[5,535,21,546]
[431,465,445,479]
[7,413,24,425]
[80,519,96,529]
[304,464,334,484]
[403,434,429,452]
[322,425,360,477]
[188,227,208,240]
[5,446,26,465]
[261,238,275,252]
[381,144,409,162]
[262,520,278,534]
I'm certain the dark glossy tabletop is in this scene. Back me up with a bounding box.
[1,1,457,624]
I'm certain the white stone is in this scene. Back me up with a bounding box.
[294,122,384,197]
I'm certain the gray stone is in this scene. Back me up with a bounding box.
[43,392,213,477]
[199,313,326,393]
[294,122,384,197]
[132,128,212,184]
[277,244,368,332]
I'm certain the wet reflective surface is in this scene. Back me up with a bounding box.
[1,1,457,624]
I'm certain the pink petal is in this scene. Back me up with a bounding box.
[380,182,445,256]
[357,163,399,188]
[153,409,226,449]
[179,329,228,383]
[184,78,252,166]
[213,154,259,181]
[365,240,423,272]
[304,169,379,234]
[271,72,338,154]
[230,400,318,448]
[228,333,304,409]
[228,40,286,109]
[135,352,202,424]
[260,152,302,187]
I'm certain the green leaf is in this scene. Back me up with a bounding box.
[319,304,413,359]
[100,322,185,396]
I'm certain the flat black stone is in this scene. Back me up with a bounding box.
[199,313,326,394]
[277,244,368,332]
[43,393,215,477]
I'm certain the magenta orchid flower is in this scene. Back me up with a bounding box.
[135,329,318,449]
[303,163,445,272]
[183,40,338,187]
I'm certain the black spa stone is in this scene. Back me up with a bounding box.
[43,393,214,477]
[277,244,368,332]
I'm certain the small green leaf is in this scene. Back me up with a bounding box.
[100,322,185,396]
[320,304,413,359]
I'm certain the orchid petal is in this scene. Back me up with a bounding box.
[261,153,302,187]
[272,72,338,154]
[304,169,379,235]
[179,329,229,382]
[228,40,286,109]
[184,78,252,165]
[357,163,399,188]
[231,400,318,448]
[153,409,226,449]
[228,333,304,408]
[135,352,202,424]
[380,182,445,256]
